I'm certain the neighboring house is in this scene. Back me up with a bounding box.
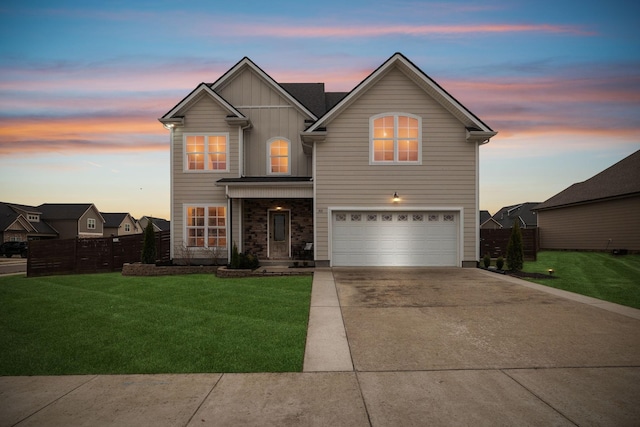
[534,149,640,252]
[0,202,59,242]
[37,203,105,239]
[159,53,496,267]
[102,212,140,237]
[480,210,501,229]
[138,216,171,233]
[491,202,540,229]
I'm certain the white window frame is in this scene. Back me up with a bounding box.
[370,113,422,165]
[184,205,228,249]
[124,223,131,232]
[87,218,96,229]
[267,137,291,175]
[183,133,230,172]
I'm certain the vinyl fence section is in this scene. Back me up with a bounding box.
[480,228,539,261]
[27,231,170,277]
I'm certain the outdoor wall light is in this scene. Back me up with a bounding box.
[392,192,400,203]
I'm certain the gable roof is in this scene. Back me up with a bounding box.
[101,212,132,228]
[0,202,59,236]
[159,82,247,126]
[38,203,105,223]
[210,57,317,120]
[492,202,540,228]
[305,52,496,139]
[140,216,171,232]
[534,149,640,211]
[479,210,493,225]
[0,202,35,233]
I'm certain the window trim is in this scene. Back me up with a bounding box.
[369,113,422,165]
[87,218,96,229]
[266,137,291,175]
[183,204,228,249]
[183,133,230,173]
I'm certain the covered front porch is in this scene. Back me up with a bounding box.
[217,177,314,264]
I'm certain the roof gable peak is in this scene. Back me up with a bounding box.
[305,52,495,137]
[211,57,317,120]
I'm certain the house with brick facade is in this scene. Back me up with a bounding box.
[159,53,496,267]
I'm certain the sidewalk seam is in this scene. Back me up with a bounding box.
[10,375,98,427]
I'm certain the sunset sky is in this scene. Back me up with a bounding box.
[1,0,638,220]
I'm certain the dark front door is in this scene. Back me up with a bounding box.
[269,210,290,259]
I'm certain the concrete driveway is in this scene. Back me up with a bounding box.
[332,267,640,425]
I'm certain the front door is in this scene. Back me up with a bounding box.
[268,210,290,259]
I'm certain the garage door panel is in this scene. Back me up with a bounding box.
[332,211,458,267]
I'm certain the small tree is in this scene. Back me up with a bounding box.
[506,220,524,271]
[141,219,157,264]
[229,242,240,269]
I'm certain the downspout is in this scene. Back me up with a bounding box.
[226,185,232,262]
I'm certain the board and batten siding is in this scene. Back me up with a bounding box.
[538,196,640,251]
[314,66,479,264]
[217,67,312,177]
[170,93,240,256]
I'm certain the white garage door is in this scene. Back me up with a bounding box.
[332,211,458,267]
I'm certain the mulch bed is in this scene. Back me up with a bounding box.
[479,267,556,280]
[508,270,557,280]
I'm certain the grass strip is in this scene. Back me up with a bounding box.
[522,251,640,309]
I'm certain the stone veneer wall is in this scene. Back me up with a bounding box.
[241,199,314,259]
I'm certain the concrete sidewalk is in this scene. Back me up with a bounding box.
[1,268,639,426]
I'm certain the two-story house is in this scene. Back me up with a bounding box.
[160,53,496,267]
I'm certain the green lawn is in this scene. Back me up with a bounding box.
[0,273,312,375]
[522,251,640,309]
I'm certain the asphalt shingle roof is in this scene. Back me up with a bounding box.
[535,149,640,210]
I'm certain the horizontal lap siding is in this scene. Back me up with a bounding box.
[538,196,640,251]
[171,94,239,249]
[315,67,477,262]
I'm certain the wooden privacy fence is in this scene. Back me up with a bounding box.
[27,231,170,277]
[480,228,539,261]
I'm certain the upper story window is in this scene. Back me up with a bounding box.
[27,214,39,222]
[87,218,96,229]
[184,133,228,172]
[268,138,290,175]
[124,223,131,232]
[370,113,421,164]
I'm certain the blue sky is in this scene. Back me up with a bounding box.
[1,0,638,219]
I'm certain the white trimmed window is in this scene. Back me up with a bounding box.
[124,223,131,232]
[370,113,421,164]
[87,218,96,229]
[268,138,290,175]
[184,133,229,172]
[185,206,227,248]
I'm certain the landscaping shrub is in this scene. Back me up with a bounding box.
[496,256,504,270]
[506,221,524,271]
[483,253,491,268]
[141,219,157,264]
[228,242,260,269]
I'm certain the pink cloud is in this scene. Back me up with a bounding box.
[0,115,167,157]
[222,22,595,39]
